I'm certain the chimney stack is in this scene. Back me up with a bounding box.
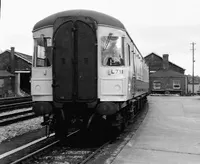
[163,54,169,70]
[10,47,15,74]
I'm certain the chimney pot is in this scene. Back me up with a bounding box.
[163,54,169,70]
[10,47,15,73]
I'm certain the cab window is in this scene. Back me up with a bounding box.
[33,37,52,67]
[101,34,125,66]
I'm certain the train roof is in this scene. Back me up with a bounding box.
[33,10,125,31]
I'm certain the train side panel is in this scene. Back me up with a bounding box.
[97,26,149,101]
[31,27,53,102]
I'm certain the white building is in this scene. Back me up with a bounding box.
[187,82,200,94]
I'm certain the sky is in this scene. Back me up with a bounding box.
[1,0,200,75]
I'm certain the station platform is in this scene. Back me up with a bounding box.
[110,96,200,164]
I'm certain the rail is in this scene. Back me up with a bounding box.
[0,96,33,112]
[0,96,34,126]
[0,109,36,126]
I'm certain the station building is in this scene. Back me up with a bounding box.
[144,53,187,95]
[0,47,32,97]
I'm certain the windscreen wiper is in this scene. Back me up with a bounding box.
[103,33,113,51]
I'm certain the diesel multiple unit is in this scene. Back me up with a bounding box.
[31,10,149,139]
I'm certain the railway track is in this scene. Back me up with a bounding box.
[2,129,110,164]
[56,141,110,164]
[0,96,32,105]
[0,96,35,126]
[0,130,79,164]
[0,96,33,112]
[0,109,37,126]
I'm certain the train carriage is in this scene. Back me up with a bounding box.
[31,10,149,139]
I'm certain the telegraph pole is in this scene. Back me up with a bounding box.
[191,42,196,95]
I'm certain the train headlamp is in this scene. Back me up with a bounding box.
[115,84,121,91]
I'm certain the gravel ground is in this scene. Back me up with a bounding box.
[0,117,43,143]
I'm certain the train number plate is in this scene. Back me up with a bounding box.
[108,69,123,75]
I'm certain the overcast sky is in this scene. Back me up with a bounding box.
[1,0,200,75]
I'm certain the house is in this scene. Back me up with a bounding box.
[187,82,200,94]
[145,52,185,74]
[144,53,187,95]
[187,77,200,94]
[0,47,32,97]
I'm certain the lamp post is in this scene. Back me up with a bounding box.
[191,42,196,95]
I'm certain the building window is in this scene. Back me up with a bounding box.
[173,80,180,89]
[153,81,161,89]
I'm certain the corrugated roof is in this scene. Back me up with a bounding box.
[151,69,185,77]
[0,70,14,77]
[33,9,125,31]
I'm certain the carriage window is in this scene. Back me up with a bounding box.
[33,37,52,67]
[127,44,131,66]
[101,35,125,66]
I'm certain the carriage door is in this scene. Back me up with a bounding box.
[53,20,97,102]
